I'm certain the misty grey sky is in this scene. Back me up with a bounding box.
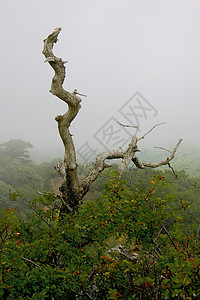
[1,0,200,159]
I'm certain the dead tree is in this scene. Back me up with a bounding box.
[42,28,182,214]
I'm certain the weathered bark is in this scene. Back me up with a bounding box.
[43,28,81,213]
[43,28,182,215]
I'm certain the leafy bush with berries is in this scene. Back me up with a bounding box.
[0,171,200,299]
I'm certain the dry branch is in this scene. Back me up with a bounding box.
[138,122,166,141]
[117,121,138,129]
[142,139,183,168]
[155,146,172,153]
[21,257,40,268]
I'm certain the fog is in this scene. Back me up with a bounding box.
[1,0,200,162]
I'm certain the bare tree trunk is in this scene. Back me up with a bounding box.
[43,28,81,213]
[42,28,182,215]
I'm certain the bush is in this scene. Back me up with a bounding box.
[0,172,200,299]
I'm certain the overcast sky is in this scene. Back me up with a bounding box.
[1,0,200,160]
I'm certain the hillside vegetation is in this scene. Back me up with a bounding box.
[1,140,200,298]
[0,140,200,229]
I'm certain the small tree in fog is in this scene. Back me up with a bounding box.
[0,139,33,162]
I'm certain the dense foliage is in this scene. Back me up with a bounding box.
[1,140,200,298]
[0,172,200,299]
[0,140,59,218]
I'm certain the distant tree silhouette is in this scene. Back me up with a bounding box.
[0,139,33,162]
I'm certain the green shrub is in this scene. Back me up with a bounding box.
[0,172,199,299]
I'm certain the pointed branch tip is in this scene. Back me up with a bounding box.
[72,89,87,97]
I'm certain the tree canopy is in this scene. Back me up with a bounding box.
[0,139,33,162]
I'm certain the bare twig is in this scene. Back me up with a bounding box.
[117,121,138,129]
[161,225,178,250]
[141,139,183,169]
[168,162,178,178]
[21,257,40,268]
[152,239,162,256]
[11,196,51,227]
[72,89,87,97]
[178,205,200,241]
[155,146,172,153]
[138,122,166,141]
[154,227,163,241]
[188,179,198,189]
[149,244,161,260]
